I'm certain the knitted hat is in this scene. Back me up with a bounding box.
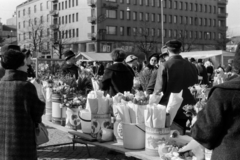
[63,50,75,60]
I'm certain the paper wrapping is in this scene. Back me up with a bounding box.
[97,97,110,114]
[86,91,98,114]
[145,107,153,128]
[91,78,100,91]
[135,104,147,124]
[31,79,46,102]
[149,93,163,105]
[128,102,136,123]
[152,104,166,128]
[166,90,183,125]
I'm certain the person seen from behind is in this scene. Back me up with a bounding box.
[100,48,134,97]
[154,39,198,134]
[196,59,209,85]
[0,47,45,160]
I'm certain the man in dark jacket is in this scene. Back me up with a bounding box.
[100,49,134,97]
[196,59,209,85]
[61,50,79,79]
[154,39,198,132]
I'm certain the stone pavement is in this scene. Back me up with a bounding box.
[37,126,136,160]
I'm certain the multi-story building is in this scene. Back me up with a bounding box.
[6,16,17,26]
[17,0,228,56]
[49,0,228,54]
[16,0,52,57]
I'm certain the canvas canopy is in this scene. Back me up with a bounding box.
[181,50,234,59]
[76,52,112,61]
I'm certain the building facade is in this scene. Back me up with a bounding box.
[6,17,17,26]
[16,0,52,57]
[17,0,228,57]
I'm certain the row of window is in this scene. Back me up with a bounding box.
[107,0,218,14]
[58,13,79,25]
[58,0,79,10]
[105,26,223,40]
[106,10,225,27]
[18,0,79,17]
[58,28,79,39]
[18,28,80,41]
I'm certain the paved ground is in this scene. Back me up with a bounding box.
[37,126,136,160]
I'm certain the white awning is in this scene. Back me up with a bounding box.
[76,52,112,61]
[181,50,235,59]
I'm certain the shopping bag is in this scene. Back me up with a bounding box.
[36,123,49,146]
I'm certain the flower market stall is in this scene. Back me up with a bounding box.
[31,57,213,160]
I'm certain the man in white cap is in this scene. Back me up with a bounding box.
[125,54,138,76]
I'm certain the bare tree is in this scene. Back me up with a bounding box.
[19,16,50,57]
[176,25,197,52]
[215,32,230,50]
[133,21,160,60]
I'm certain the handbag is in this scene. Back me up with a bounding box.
[36,123,49,146]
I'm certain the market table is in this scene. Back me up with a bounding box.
[69,131,160,160]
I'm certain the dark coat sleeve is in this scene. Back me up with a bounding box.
[191,88,229,149]
[154,64,165,94]
[100,69,112,91]
[146,70,157,95]
[26,83,45,124]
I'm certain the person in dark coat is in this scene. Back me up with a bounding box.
[100,48,134,97]
[0,48,45,160]
[97,62,105,76]
[21,49,35,78]
[146,45,169,95]
[225,59,233,73]
[191,47,240,160]
[154,39,198,133]
[196,59,209,85]
[0,44,22,79]
[61,50,79,79]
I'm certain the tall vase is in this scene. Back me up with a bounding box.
[52,93,66,126]
[65,107,81,130]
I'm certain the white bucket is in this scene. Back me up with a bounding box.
[79,110,92,133]
[122,123,145,150]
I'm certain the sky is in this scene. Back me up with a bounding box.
[0,0,239,36]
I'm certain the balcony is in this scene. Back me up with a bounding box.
[88,33,97,40]
[50,24,59,30]
[50,10,59,16]
[217,0,228,5]
[218,26,228,31]
[87,0,97,7]
[218,12,228,18]
[87,16,97,24]
[49,0,58,3]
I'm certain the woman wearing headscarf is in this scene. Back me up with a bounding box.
[139,53,159,91]
[0,48,45,160]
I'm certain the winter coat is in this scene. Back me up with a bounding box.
[196,64,209,85]
[0,70,45,160]
[154,54,198,120]
[61,63,79,79]
[27,65,36,78]
[100,62,134,97]
[192,76,240,160]
[139,65,157,91]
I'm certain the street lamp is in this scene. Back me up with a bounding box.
[161,0,164,47]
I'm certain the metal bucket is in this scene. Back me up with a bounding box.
[145,127,170,156]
